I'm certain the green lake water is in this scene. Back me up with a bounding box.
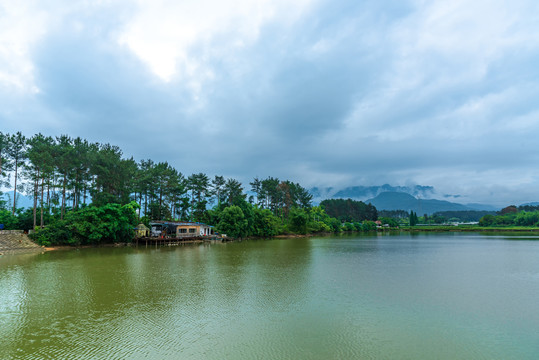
[1,232,539,359]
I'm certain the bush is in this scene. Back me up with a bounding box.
[289,208,308,234]
[0,210,19,230]
[253,208,279,237]
[361,221,377,231]
[379,217,398,227]
[327,218,342,232]
[307,219,331,233]
[30,220,72,246]
[30,202,139,246]
[479,214,495,226]
[217,206,248,238]
[515,211,539,226]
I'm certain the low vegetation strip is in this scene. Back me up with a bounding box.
[403,225,539,232]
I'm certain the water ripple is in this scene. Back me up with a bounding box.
[1,236,539,359]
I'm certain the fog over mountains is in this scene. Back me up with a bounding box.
[2,183,508,215]
[310,185,500,214]
[310,184,436,202]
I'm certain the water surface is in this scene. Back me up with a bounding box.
[1,233,538,359]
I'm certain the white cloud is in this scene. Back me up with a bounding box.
[2,0,539,204]
[117,0,312,82]
[343,0,539,139]
[0,0,48,93]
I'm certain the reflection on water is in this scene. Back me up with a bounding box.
[1,234,539,359]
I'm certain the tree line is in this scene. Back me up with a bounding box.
[478,205,539,227]
[376,209,498,225]
[0,132,313,223]
[319,198,377,222]
[0,131,385,245]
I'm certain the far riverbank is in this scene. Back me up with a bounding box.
[402,225,539,232]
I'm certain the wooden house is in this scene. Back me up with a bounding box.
[149,221,215,238]
[176,222,214,237]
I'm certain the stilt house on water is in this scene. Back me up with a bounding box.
[149,221,215,238]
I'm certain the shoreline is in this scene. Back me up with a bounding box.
[6,227,539,255]
[41,239,209,252]
[402,226,539,233]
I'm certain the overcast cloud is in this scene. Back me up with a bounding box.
[2,0,539,206]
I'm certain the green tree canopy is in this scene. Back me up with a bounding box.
[216,205,248,239]
[31,202,139,246]
[320,198,377,222]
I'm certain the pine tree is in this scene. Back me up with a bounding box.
[7,132,27,215]
[409,211,418,226]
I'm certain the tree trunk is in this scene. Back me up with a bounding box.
[40,176,45,228]
[138,192,142,219]
[190,192,194,221]
[33,169,39,230]
[61,173,66,220]
[47,182,50,212]
[12,158,18,215]
[159,187,163,219]
[73,175,78,210]
[144,192,148,218]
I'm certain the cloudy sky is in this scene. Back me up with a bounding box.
[1,0,539,206]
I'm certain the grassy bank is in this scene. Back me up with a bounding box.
[402,225,539,232]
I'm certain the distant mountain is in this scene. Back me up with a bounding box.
[334,184,435,199]
[310,184,435,204]
[465,203,500,211]
[1,193,33,210]
[365,192,472,215]
[309,187,335,200]
[309,184,498,212]
[519,202,539,207]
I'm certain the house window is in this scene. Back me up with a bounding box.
[189,228,196,234]
[179,228,187,234]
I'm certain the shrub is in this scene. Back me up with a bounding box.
[30,202,139,246]
[343,222,355,232]
[362,221,377,231]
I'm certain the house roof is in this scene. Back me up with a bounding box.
[149,221,213,227]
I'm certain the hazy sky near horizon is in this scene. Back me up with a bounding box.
[1,0,539,206]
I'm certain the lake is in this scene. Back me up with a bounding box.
[1,232,539,359]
